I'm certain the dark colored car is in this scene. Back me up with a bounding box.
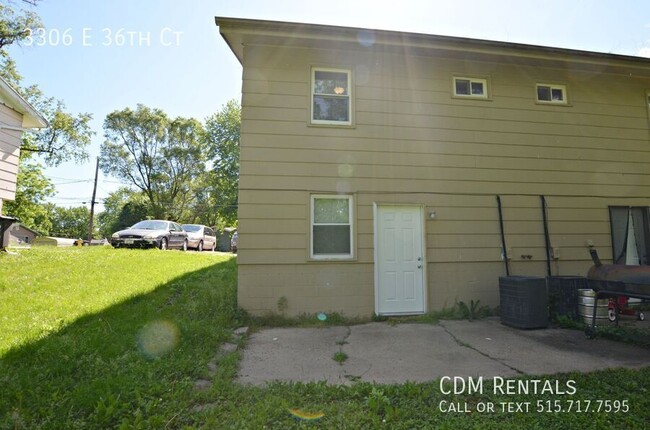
[181,224,217,251]
[111,220,188,250]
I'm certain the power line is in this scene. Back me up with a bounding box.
[51,179,94,185]
[45,197,90,201]
[44,175,93,181]
[44,174,129,186]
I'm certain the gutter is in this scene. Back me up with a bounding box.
[215,16,650,75]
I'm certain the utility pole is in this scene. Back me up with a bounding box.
[87,157,99,243]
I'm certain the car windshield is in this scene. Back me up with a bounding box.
[182,225,201,232]
[131,220,168,230]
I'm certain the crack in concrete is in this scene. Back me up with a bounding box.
[336,325,352,347]
[439,321,524,375]
[338,325,373,381]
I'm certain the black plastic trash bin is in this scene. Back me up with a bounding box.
[499,276,548,329]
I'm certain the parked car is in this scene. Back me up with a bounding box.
[110,220,188,250]
[181,224,217,251]
[230,230,238,253]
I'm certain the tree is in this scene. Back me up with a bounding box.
[100,105,206,221]
[3,159,54,233]
[0,1,42,60]
[0,1,93,236]
[20,85,94,166]
[47,204,92,238]
[0,1,94,166]
[203,100,240,227]
[97,188,150,237]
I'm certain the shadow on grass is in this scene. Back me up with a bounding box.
[0,257,245,429]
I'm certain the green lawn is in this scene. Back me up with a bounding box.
[1,247,648,429]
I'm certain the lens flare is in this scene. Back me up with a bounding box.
[338,163,354,178]
[356,64,370,85]
[137,320,180,359]
[336,180,351,193]
[288,408,325,421]
[357,29,375,47]
[317,312,328,321]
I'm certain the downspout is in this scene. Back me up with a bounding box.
[540,195,552,277]
[496,195,510,276]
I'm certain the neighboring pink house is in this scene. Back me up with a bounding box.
[0,76,48,247]
[0,76,48,213]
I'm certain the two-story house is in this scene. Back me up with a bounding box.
[216,17,650,317]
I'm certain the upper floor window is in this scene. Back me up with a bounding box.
[311,68,351,125]
[536,83,567,104]
[453,77,488,99]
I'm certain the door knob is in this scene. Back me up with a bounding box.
[418,265,422,269]
[417,257,422,261]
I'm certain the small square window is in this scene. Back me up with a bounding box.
[453,77,488,99]
[536,83,567,104]
[311,68,352,125]
[310,195,354,259]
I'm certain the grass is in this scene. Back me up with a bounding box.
[1,247,649,429]
[555,315,650,349]
[0,246,242,429]
[332,351,348,364]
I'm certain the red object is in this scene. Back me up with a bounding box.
[607,296,642,322]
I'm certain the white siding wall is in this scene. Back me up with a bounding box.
[0,105,23,202]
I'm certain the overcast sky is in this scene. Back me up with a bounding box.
[8,0,650,209]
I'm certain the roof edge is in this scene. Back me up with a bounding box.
[0,77,49,129]
[215,16,650,70]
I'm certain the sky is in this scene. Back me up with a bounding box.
[7,0,650,210]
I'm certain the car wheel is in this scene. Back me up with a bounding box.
[182,239,188,252]
[197,240,203,252]
[159,238,168,250]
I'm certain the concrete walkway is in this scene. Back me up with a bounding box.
[237,318,649,385]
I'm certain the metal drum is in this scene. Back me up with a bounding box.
[578,289,610,326]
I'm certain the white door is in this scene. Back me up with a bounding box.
[376,205,425,315]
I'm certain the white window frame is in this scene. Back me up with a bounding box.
[536,83,568,104]
[310,194,354,260]
[311,67,352,125]
[452,76,488,99]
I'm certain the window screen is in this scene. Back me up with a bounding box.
[311,196,353,258]
[312,69,351,124]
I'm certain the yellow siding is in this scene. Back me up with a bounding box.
[235,41,650,316]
